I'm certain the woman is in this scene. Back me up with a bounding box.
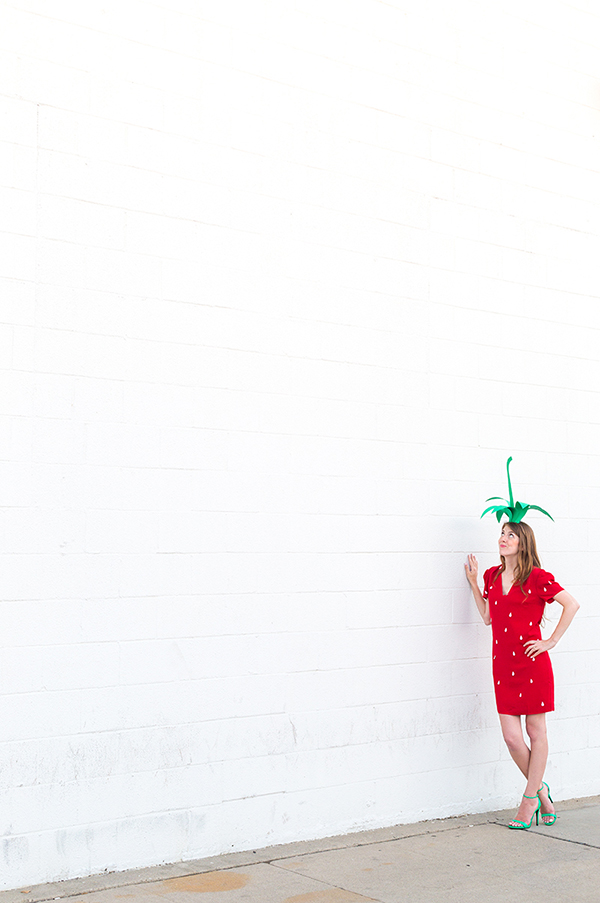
[465,520,579,829]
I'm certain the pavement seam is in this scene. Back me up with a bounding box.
[10,862,388,903]
[6,805,599,902]
[265,861,385,903]
[490,818,600,851]
[264,823,495,864]
[0,825,489,903]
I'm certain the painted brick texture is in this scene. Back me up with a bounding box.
[1,0,600,890]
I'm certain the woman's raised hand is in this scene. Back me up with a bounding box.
[464,554,479,585]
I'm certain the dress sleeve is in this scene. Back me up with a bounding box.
[534,568,564,602]
[482,567,498,600]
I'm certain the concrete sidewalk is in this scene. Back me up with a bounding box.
[3,796,599,903]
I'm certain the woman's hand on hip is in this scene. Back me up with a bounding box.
[523,638,556,658]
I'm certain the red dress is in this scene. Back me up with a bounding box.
[483,566,564,715]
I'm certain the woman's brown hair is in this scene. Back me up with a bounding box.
[494,521,541,592]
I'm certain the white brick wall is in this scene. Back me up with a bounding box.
[1,0,600,889]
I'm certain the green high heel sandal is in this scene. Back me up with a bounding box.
[509,793,541,830]
[538,781,557,826]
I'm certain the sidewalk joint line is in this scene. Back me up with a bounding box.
[491,819,600,850]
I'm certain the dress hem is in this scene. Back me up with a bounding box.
[496,708,555,716]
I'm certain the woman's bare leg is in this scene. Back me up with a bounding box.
[499,714,530,777]
[499,713,551,825]
[526,713,555,822]
[524,713,548,793]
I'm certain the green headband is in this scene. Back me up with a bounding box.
[481,457,554,523]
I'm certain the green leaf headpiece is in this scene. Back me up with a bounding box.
[481,456,554,524]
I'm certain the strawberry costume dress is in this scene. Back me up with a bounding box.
[483,566,564,715]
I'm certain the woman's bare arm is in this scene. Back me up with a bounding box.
[524,589,580,658]
[465,554,491,626]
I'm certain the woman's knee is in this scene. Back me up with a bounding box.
[500,717,525,752]
[525,714,548,743]
[502,728,524,753]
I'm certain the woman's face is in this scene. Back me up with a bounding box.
[499,524,519,558]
